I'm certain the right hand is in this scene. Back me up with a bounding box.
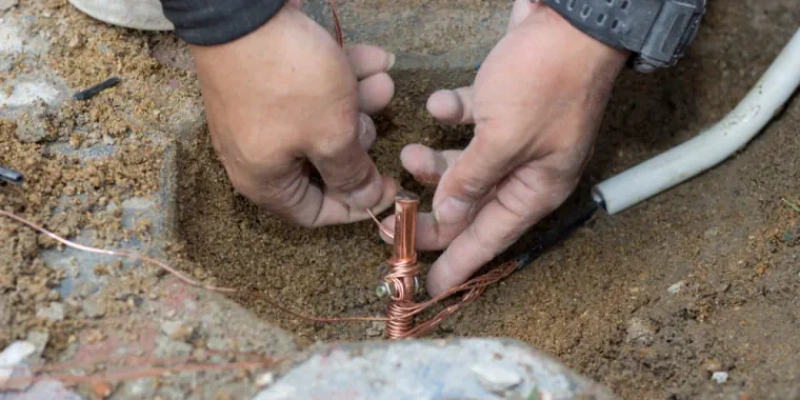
[187,1,399,227]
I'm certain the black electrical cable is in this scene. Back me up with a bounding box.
[73,77,121,100]
[0,165,24,185]
[512,199,603,271]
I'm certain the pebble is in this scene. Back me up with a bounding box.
[36,302,64,321]
[255,372,274,388]
[0,341,35,387]
[119,377,156,398]
[711,371,729,384]
[703,358,722,372]
[626,317,656,344]
[160,320,183,337]
[82,298,106,318]
[366,321,384,337]
[115,289,134,301]
[0,0,17,12]
[25,331,49,358]
[471,363,523,393]
[668,281,685,295]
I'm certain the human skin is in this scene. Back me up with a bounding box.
[186,0,628,297]
[379,0,629,296]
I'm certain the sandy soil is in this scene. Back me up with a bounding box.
[2,0,799,399]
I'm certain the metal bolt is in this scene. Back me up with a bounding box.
[414,276,421,294]
[375,281,395,298]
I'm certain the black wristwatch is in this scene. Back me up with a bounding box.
[540,0,706,73]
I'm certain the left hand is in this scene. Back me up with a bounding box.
[380,0,629,296]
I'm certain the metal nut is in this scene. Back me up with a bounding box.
[375,281,396,298]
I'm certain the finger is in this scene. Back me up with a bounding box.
[426,87,475,125]
[378,145,462,248]
[432,132,520,227]
[317,173,399,226]
[308,114,392,225]
[358,113,377,150]
[345,44,395,79]
[399,144,459,187]
[426,161,571,296]
[379,145,498,250]
[358,72,394,115]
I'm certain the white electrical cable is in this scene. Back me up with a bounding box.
[593,28,800,215]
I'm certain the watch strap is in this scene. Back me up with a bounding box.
[540,0,706,72]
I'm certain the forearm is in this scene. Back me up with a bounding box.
[159,0,287,45]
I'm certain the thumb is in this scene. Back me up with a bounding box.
[508,0,539,30]
[432,133,519,226]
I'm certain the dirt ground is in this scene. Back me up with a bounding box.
[2,0,800,399]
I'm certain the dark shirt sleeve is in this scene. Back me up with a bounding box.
[159,0,287,46]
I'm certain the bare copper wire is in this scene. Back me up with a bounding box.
[382,191,421,339]
[1,209,515,340]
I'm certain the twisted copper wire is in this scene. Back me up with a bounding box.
[381,191,421,339]
[384,259,419,339]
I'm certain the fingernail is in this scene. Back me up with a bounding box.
[434,196,471,225]
[359,114,370,138]
[387,53,396,71]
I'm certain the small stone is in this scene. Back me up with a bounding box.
[0,341,36,387]
[668,281,685,295]
[626,317,656,344]
[119,377,156,398]
[255,372,274,388]
[25,331,49,358]
[471,364,522,393]
[36,302,65,321]
[704,227,719,238]
[711,371,729,384]
[365,321,384,337]
[703,359,722,372]
[115,289,134,301]
[169,323,198,342]
[160,320,183,337]
[0,0,17,11]
[82,299,106,318]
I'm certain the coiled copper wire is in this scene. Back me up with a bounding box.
[382,191,420,339]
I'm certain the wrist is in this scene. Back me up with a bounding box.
[161,0,287,46]
[539,3,629,74]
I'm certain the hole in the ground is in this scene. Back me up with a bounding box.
[174,68,477,344]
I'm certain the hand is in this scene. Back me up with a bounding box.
[381,0,629,295]
[188,1,399,227]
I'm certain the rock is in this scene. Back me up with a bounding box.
[366,321,384,337]
[0,0,17,12]
[471,363,522,393]
[255,372,274,388]
[626,317,656,344]
[0,341,36,388]
[115,289,134,301]
[711,371,729,384]
[15,100,54,144]
[703,358,722,373]
[36,302,65,322]
[119,377,156,398]
[668,281,685,295]
[82,298,106,318]
[25,331,49,358]
[160,320,183,337]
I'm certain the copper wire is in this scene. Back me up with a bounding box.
[382,191,421,339]
[2,206,516,339]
